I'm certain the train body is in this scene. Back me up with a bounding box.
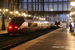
[55,21,62,28]
[7,17,53,35]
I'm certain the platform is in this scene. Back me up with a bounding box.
[10,28,75,50]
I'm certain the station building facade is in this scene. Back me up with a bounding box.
[0,0,72,22]
[18,0,71,22]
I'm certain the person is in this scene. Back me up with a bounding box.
[69,23,72,32]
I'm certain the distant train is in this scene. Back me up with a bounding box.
[55,21,62,28]
[7,17,54,36]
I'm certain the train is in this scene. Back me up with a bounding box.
[55,21,62,28]
[7,16,54,36]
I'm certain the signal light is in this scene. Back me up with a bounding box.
[8,26,18,30]
[8,26,12,29]
[15,26,18,29]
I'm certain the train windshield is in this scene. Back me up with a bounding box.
[26,17,33,20]
[55,21,60,25]
[11,17,24,22]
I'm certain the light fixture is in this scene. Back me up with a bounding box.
[5,9,8,11]
[70,2,75,7]
[16,11,19,14]
[0,9,2,11]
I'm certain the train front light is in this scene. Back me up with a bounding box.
[8,26,12,29]
[14,26,18,29]
[55,25,56,26]
[58,25,60,26]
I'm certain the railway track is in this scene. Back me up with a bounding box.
[0,28,56,50]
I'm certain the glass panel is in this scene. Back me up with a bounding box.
[19,3,21,11]
[68,2,72,11]
[28,3,31,11]
[28,0,31,2]
[54,3,57,11]
[23,0,27,2]
[39,0,43,2]
[49,3,53,11]
[49,0,53,2]
[58,0,62,1]
[33,3,35,11]
[63,4,67,11]
[9,3,12,9]
[44,3,48,11]
[23,3,27,11]
[63,2,68,11]
[54,0,58,2]
[36,3,38,11]
[33,0,35,2]
[58,3,62,11]
[44,0,48,2]
[4,0,7,8]
[63,0,67,1]
[36,0,38,2]
[68,0,72,1]
[39,3,43,11]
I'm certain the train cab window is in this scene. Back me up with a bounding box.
[11,17,24,22]
[26,17,33,20]
[55,21,60,25]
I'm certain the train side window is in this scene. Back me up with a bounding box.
[16,19,23,22]
[28,23,37,27]
[11,19,16,22]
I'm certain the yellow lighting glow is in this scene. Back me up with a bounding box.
[70,12,74,15]
[16,11,19,14]
[51,9,53,11]
[10,11,13,14]
[70,2,75,6]
[29,15,31,17]
[40,18,46,20]
[0,9,2,11]
[67,14,70,17]
[39,17,41,19]
[5,9,8,11]
[25,15,27,16]
[18,14,21,16]
[23,13,27,16]
[36,17,38,18]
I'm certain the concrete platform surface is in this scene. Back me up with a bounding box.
[10,28,75,50]
[0,19,11,34]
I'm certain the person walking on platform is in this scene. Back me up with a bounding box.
[69,23,72,32]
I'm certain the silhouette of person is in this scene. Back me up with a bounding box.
[69,23,72,32]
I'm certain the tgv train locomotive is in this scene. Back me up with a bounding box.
[55,21,62,28]
[7,17,54,36]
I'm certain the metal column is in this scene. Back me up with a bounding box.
[27,0,28,16]
[35,0,36,17]
[21,0,23,16]
[38,0,39,19]
[31,0,33,17]
[43,0,44,20]
[13,0,16,17]
[1,0,6,30]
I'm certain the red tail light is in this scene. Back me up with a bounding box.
[8,26,12,29]
[8,25,18,30]
[14,26,18,29]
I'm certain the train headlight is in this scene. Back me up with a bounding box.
[58,25,60,26]
[55,25,56,26]
[8,26,12,29]
[14,26,18,29]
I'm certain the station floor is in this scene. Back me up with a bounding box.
[10,28,75,50]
